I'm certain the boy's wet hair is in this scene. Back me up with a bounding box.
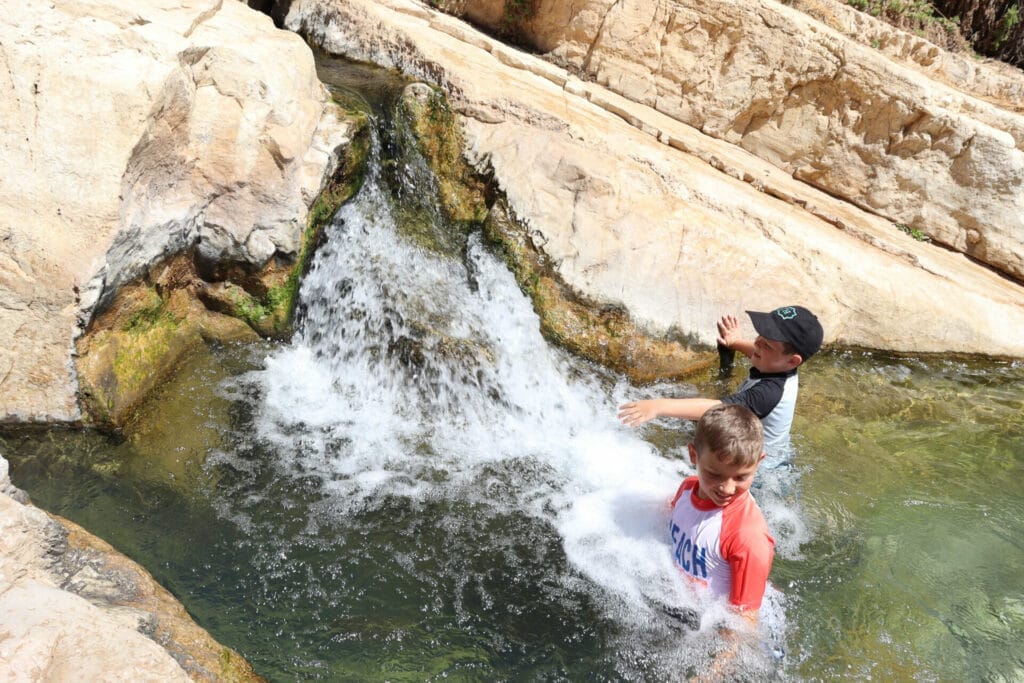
[692,404,765,467]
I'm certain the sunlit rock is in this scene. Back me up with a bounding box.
[0,0,352,422]
[284,0,1024,361]
[0,455,260,681]
[454,0,1024,283]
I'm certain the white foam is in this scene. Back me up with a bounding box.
[231,127,790,675]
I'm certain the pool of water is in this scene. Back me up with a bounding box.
[778,354,1024,681]
[6,341,1023,681]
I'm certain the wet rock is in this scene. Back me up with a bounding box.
[0,455,261,681]
[0,0,354,422]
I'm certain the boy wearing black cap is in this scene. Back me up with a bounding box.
[618,306,823,452]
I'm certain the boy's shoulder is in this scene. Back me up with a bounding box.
[670,475,699,508]
[720,492,773,552]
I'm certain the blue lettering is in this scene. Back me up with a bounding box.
[671,529,710,579]
[692,544,708,578]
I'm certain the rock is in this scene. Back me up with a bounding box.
[74,267,207,428]
[285,0,1024,359]
[483,199,715,382]
[0,0,352,422]
[455,0,1024,283]
[0,456,261,681]
[398,82,490,225]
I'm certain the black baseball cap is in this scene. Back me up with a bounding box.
[746,306,823,360]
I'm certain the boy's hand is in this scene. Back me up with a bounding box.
[618,400,660,427]
[716,314,742,349]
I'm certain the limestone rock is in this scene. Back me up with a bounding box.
[0,456,261,681]
[285,0,1024,358]
[0,0,351,422]
[456,0,1024,283]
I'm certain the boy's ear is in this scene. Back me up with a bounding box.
[688,442,698,465]
[757,451,767,463]
[787,353,803,369]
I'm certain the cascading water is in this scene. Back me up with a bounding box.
[212,89,789,677]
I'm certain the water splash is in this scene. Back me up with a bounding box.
[226,112,785,676]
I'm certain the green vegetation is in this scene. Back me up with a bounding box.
[394,84,491,257]
[843,0,966,51]
[500,0,539,44]
[121,294,174,333]
[897,222,931,241]
[992,4,1020,52]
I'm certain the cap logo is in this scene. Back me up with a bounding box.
[776,307,798,320]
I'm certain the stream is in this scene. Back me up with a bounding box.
[4,59,1024,681]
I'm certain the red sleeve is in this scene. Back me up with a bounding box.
[721,499,775,611]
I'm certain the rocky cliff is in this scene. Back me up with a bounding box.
[460,0,1024,282]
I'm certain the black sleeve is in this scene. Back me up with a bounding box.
[720,378,784,419]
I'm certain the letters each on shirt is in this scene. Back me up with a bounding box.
[669,521,708,579]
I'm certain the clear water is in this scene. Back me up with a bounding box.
[4,62,1024,682]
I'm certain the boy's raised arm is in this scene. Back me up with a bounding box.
[717,314,755,359]
[618,398,722,427]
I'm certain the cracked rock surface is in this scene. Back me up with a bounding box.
[0,0,346,422]
[286,0,1024,356]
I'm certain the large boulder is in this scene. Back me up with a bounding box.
[0,0,348,422]
[284,0,1024,357]
[457,0,1024,284]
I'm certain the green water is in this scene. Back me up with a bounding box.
[4,349,1022,681]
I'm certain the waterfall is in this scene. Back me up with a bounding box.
[222,102,785,676]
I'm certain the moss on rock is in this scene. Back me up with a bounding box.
[397,83,490,226]
[75,108,372,429]
[483,199,716,383]
[76,275,205,428]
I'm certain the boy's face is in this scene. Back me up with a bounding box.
[750,335,801,373]
[688,443,765,507]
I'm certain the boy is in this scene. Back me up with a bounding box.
[619,305,823,452]
[670,403,773,621]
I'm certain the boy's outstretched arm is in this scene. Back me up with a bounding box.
[717,315,755,359]
[618,398,722,427]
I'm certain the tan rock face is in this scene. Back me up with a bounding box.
[457,0,1024,284]
[0,456,261,682]
[0,0,349,422]
[286,0,1024,358]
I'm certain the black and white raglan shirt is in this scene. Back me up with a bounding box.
[720,368,799,453]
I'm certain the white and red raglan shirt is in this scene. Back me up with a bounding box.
[668,476,775,611]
